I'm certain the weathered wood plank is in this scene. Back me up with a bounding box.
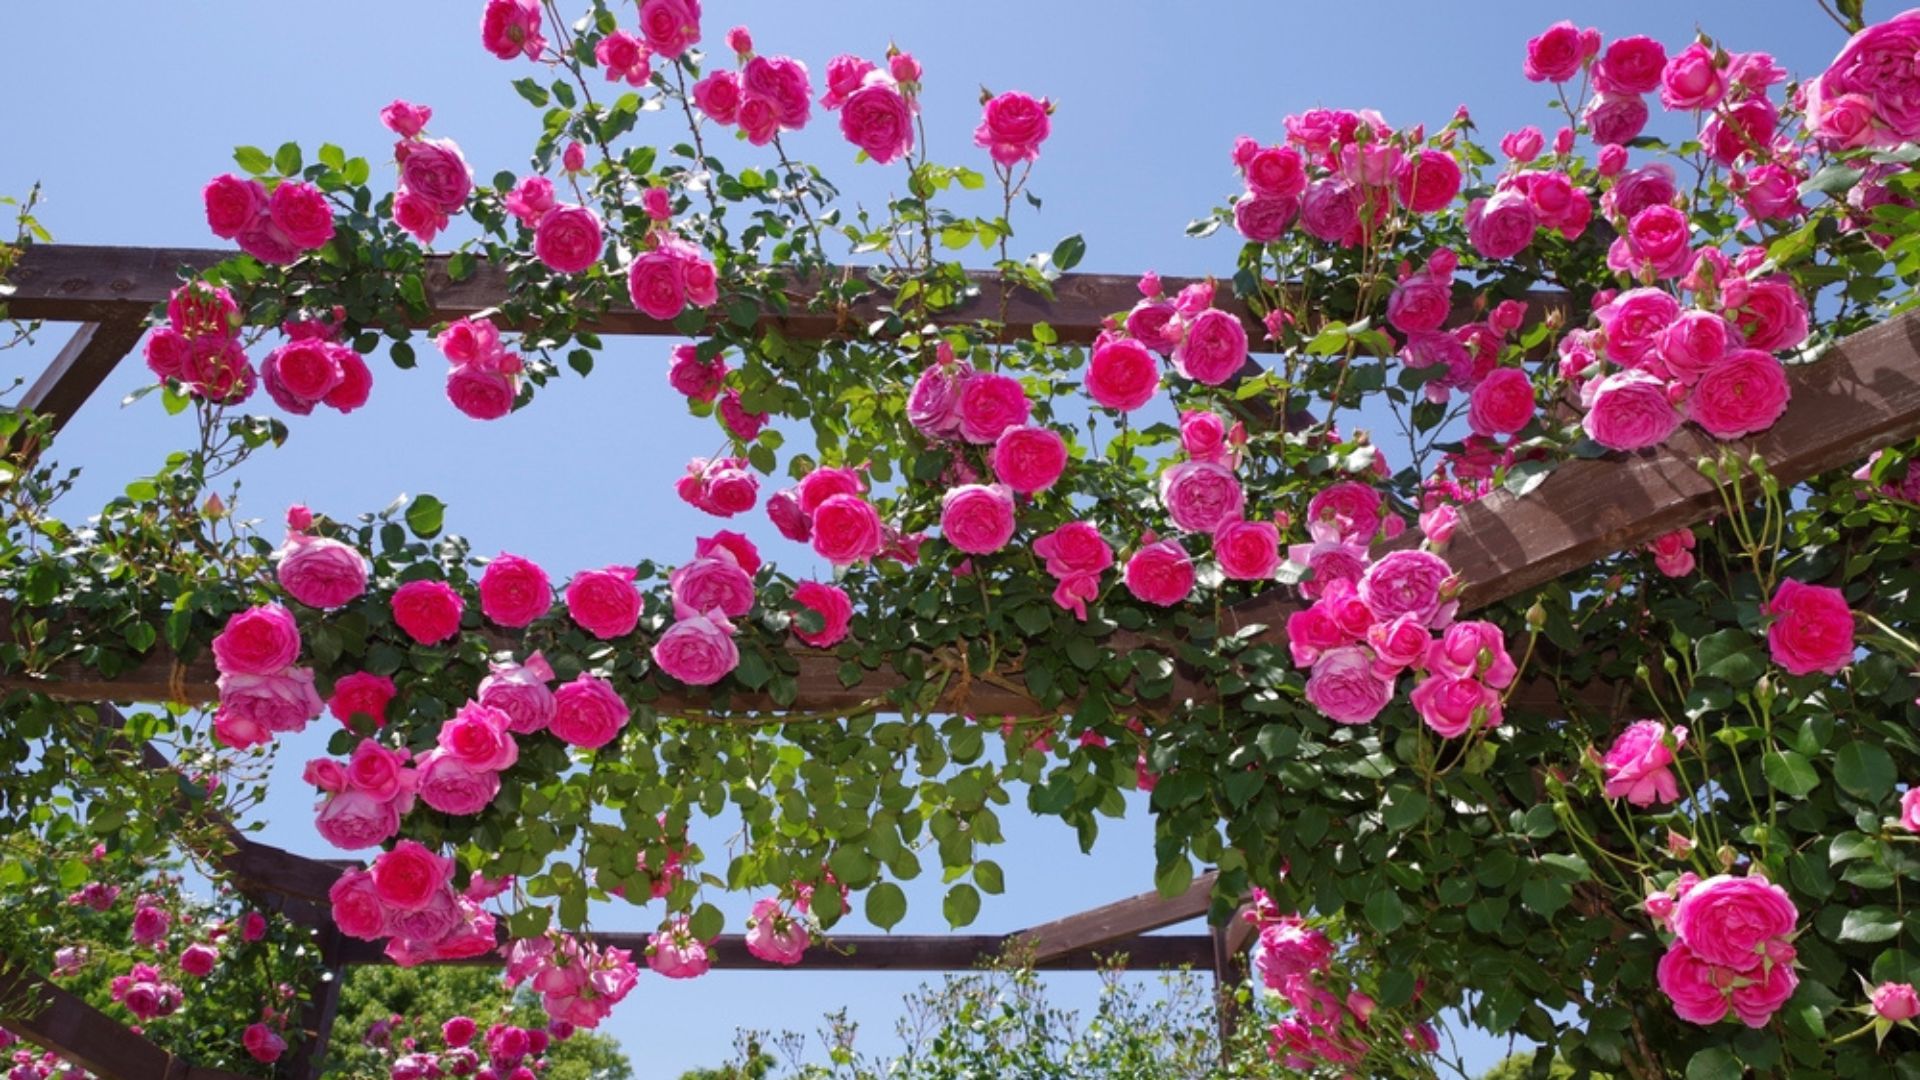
[14,318,150,434]
[1015,872,1218,962]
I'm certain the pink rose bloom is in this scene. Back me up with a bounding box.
[1178,410,1234,466]
[957,372,1031,444]
[1419,504,1459,549]
[416,750,502,816]
[1765,579,1855,676]
[276,535,367,610]
[627,246,690,321]
[798,467,867,515]
[841,82,915,164]
[479,553,552,627]
[1033,522,1113,620]
[1618,205,1693,278]
[212,603,301,675]
[478,653,557,734]
[941,484,1017,555]
[1214,519,1280,581]
[1656,943,1731,1025]
[392,580,465,645]
[1233,193,1300,243]
[668,343,728,403]
[1649,528,1697,577]
[565,565,643,639]
[637,0,700,59]
[1172,308,1248,386]
[1394,149,1462,214]
[810,493,884,565]
[1159,461,1245,533]
[1583,370,1681,451]
[653,610,739,686]
[742,53,812,130]
[269,181,335,251]
[132,904,170,947]
[1660,43,1725,111]
[992,426,1068,493]
[1305,646,1394,725]
[346,738,411,801]
[973,91,1051,165]
[1500,126,1544,162]
[1466,368,1536,436]
[1655,310,1732,385]
[791,581,853,648]
[1672,875,1798,975]
[1300,179,1362,245]
[696,528,764,573]
[1289,541,1369,601]
[1734,163,1804,224]
[1367,615,1432,674]
[670,556,754,619]
[1604,164,1679,223]
[178,943,218,977]
[533,205,604,274]
[1597,287,1682,365]
[1426,620,1516,688]
[329,870,390,940]
[262,338,345,414]
[1808,11,1920,147]
[447,364,517,420]
[1688,349,1789,440]
[692,70,742,124]
[371,840,454,912]
[392,191,449,244]
[744,898,809,965]
[315,788,402,850]
[1305,481,1383,544]
[144,327,191,381]
[1464,189,1535,260]
[1875,982,1920,1023]
[1410,674,1501,738]
[1584,92,1649,146]
[550,673,630,749]
[1085,337,1160,411]
[243,1023,286,1064]
[1904,787,1920,833]
[438,702,518,771]
[1387,273,1451,336]
[481,0,544,59]
[594,29,651,86]
[1727,276,1809,353]
[1595,36,1666,95]
[381,100,433,137]
[1523,21,1587,83]
[204,173,267,240]
[648,918,713,979]
[1124,538,1194,607]
[398,138,474,216]
[642,185,673,221]
[1358,549,1453,624]
[1601,720,1686,806]
[908,358,969,438]
[305,757,348,791]
[215,669,323,747]
[1702,98,1779,167]
[1254,918,1334,987]
[1244,145,1306,197]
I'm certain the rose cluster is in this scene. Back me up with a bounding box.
[305,739,418,850]
[651,535,747,687]
[329,841,499,966]
[376,1010,569,1080]
[765,464,900,567]
[504,933,639,1029]
[1651,873,1800,1028]
[384,100,474,245]
[141,283,255,405]
[504,170,604,276]
[202,172,334,265]
[1228,107,1461,249]
[211,603,324,750]
[627,235,719,324]
[109,961,183,1023]
[820,49,921,164]
[690,41,811,147]
[436,316,524,422]
[260,314,374,417]
[676,455,760,517]
[1094,275,1247,399]
[415,700,519,816]
[1388,250,1543,423]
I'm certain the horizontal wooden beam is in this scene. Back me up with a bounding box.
[1015,871,1218,963]
[0,962,256,1080]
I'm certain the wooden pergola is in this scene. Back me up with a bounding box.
[4,243,1919,1079]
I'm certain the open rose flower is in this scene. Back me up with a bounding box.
[391,580,465,645]
[1305,647,1394,725]
[973,91,1050,165]
[941,483,1017,555]
[1601,720,1686,806]
[478,553,551,627]
[992,425,1068,493]
[1125,538,1194,606]
[1765,579,1855,676]
[1085,337,1160,411]
[565,565,643,640]
[1159,461,1245,533]
[550,673,630,750]
[653,610,740,686]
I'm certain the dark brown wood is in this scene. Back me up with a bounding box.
[1015,871,1218,962]
[277,928,344,1080]
[1210,922,1238,1061]
[0,961,256,1080]
[16,318,149,434]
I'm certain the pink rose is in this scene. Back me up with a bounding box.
[1523,21,1587,83]
[1765,579,1855,676]
[1179,410,1233,466]
[392,191,448,244]
[1394,149,1462,214]
[550,673,630,749]
[1465,189,1536,260]
[1811,11,1920,146]
[203,174,267,240]
[1244,145,1306,197]
[594,29,651,86]
[1419,504,1459,549]
[329,672,397,728]
[637,0,700,60]
[648,919,713,979]
[565,565,642,639]
[263,339,345,413]
[1730,949,1800,1027]
[1387,273,1451,336]
[1583,371,1681,451]
[178,943,218,977]
[653,611,739,686]
[438,702,517,771]
[1306,646,1394,725]
[670,556,755,619]
[329,869,390,940]
[1410,674,1500,738]
[381,100,433,138]
[398,139,474,216]
[821,54,878,109]
[973,91,1051,165]
[315,789,402,850]
[269,181,334,251]
[1702,98,1779,167]
[1727,276,1808,353]
[416,751,502,816]
[992,426,1068,493]
[1904,788,1920,833]
[478,653,557,735]
[798,466,866,513]
[840,82,915,164]
[1300,179,1362,245]
[1214,519,1280,581]
[1466,368,1536,436]
[643,185,673,221]
[1367,615,1433,674]
[479,553,552,627]
[243,1023,286,1064]
[325,349,373,413]
[144,328,190,381]
[1585,91,1650,147]
[627,247,689,321]
[392,580,465,645]
[1172,308,1248,386]
[957,372,1030,444]
[371,840,454,912]
[1656,943,1730,1025]
[1034,521,1113,580]
[1426,620,1515,687]
[1359,549,1453,624]
[1085,337,1160,411]
[346,739,411,801]
[1660,43,1725,111]
[1159,461,1245,533]
[447,365,517,420]
[1594,36,1666,95]
[908,359,969,438]
[1604,164,1679,222]
[668,343,728,403]
[1874,983,1920,1023]
[1233,193,1299,243]
[533,205,603,274]
[1688,349,1789,440]
[1649,528,1697,577]
[791,581,853,648]
[276,535,366,610]
[1306,481,1383,545]
[767,488,811,542]
[692,70,742,124]
[1655,310,1732,384]
[1124,538,1194,607]
[480,0,544,59]
[810,493,884,565]
[1671,874,1798,972]
[941,484,1017,555]
[1500,126,1545,162]
[212,603,301,675]
[1619,205,1692,278]
[1597,287,1682,365]
[1601,720,1685,806]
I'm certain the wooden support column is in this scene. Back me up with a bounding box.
[278,925,345,1080]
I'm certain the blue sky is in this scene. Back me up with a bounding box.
[1,1,1866,1074]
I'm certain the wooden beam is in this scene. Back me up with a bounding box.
[1015,871,1219,963]
[0,962,256,1080]
[15,318,149,435]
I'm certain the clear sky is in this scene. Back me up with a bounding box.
[1,1,1866,1075]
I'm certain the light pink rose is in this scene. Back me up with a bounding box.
[941,484,1017,555]
[1159,461,1245,533]
[315,789,402,850]
[1688,349,1789,439]
[1601,720,1685,806]
[973,91,1051,165]
[416,750,502,816]
[628,247,690,321]
[1306,646,1394,725]
[1410,674,1500,738]
[670,556,754,619]
[1583,370,1681,451]
[1125,538,1194,607]
[991,426,1068,493]
[1172,308,1248,386]
[1467,368,1536,436]
[478,653,557,734]
[810,493,884,565]
[1584,92,1649,146]
[1727,276,1808,352]
[957,372,1030,444]
[566,565,642,639]
[550,673,630,749]
[398,139,473,216]
[1358,549,1452,624]
[479,553,551,627]
[212,603,301,675]
[653,610,740,686]
[1874,982,1920,1023]
[391,579,465,644]
[840,82,914,164]
[215,668,323,747]
[203,174,267,240]
[791,581,853,648]
[276,535,367,610]
[1214,519,1279,581]
[692,70,742,124]
[1085,337,1160,411]
[1465,189,1536,260]
[1765,579,1854,676]
[1671,875,1798,972]
[1419,504,1459,549]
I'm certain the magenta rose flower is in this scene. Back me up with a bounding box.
[941,483,1017,555]
[533,205,603,274]
[742,54,812,129]
[1387,273,1451,335]
[1158,461,1245,534]
[1601,719,1686,806]
[371,840,453,912]
[480,0,544,60]
[276,536,367,610]
[178,943,218,977]
[262,339,345,414]
[1085,337,1160,411]
[1660,43,1725,110]
[1126,300,1182,354]
[437,702,517,771]
[204,174,267,240]
[380,99,433,138]
[398,138,473,215]
[268,181,334,251]
[1597,287,1682,365]
[1465,189,1536,260]
[638,0,700,59]
[329,672,397,729]
[1305,646,1394,725]
[212,603,302,675]
[1305,481,1384,545]
[821,54,877,109]
[810,493,884,565]
[565,565,643,639]
[908,358,969,439]
[791,581,853,648]
[1874,982,1920,1023]
[1179,410,1236,466]
[416,751,502,816]
[956,372,1031,444]
[314,789,402,850]
[653,611,740,686]
[1233,193,1300,243]
[345,739,411,801]
[1395,150,1463,214]
[478,653,556,735]
[1670,874,1798,972]
[670,556,755,619]
[1688,349,1789,439]
[628,247,690,321]
[1359,549,1453,624]
[1522,20,1588,83]
[391,580,465,645]
[1367,615,1433,674]
[992,425,1068,493]
[1410,674,1500,738]
[1765,579,1855,676]
[1467,368,1536,436]
[1594,36,1666,94]
[594,29,651,85]
[1300,179,1362,245]
[1655,310,1732,384]
[1426,620,1516,688]
[1809,10,1920,147]
[1583,92,1649,147]
[446,365,517,420]
[692,70,742,124]
[328,869,390,940]
[1727,276,1809,352]
[1124,538,1194,607]
[1172,308,1248,386]
[1214,519,1280,581]
[1582,370,1681,451]
[973,91,1051,165]
[549,673,630,750]
[1619,205,1692,278]
[1244,145,1306,197]
[840,82,915,164]
[1656,943,1730,1025]
[668,343,728,403]
[1730,945,1799,1028]
[478,553,551,627]
[797,466,866,514]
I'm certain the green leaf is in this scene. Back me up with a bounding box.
[233,145,273,175]
[274,141,303,176]
[1051,234,1086,272]
[866,882,907,930]
[1685,1046,1742,1080]
[1695,629,1763,684]
[1800,163,1865,198]
[974,860,1005,895]
[1363,888,1406,933]
[690,902,724,941]
[942,883,981,928]
[1834,741,1895,802]
[1762,750,1820,797]
[1154,856,1194,898]
[513,78,550,107]
[1381,786,1429,832]
[1840,906,1904,943]
[405,494,446,539]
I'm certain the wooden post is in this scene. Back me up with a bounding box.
[278,926,345,1080]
